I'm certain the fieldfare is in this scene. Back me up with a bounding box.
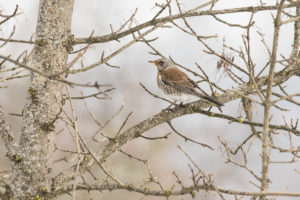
[149,58,223,107]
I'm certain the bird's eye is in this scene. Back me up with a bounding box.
[157,61,163,65]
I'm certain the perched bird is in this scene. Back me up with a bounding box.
[149,58,223,107]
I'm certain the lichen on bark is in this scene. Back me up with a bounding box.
[10,0,74,198]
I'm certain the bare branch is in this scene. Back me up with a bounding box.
[260,1,285,197]
[73,2,299,44]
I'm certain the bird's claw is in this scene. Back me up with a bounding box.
[177,102,186,108]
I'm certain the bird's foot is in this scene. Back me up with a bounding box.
[177,102,186,108]
[165,101,177,110]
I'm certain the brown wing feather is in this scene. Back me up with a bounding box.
[159,68,224,106]
[160,68,194,89]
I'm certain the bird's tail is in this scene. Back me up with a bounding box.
[202,95,224,107]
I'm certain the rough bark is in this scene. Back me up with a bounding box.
[10,0,74,198]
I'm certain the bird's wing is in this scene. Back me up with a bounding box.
[160,68,194,89]
[160,68,224,106]
[161,68,207,96]
[187,78,209,96]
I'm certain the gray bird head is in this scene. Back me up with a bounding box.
[149,58,175,71]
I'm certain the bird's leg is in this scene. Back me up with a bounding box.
[166,101,177,110]
[178,102,186,107]
[173,102,186,108]
[208,106,212,112]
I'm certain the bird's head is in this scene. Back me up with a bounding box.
[149,58,174,71]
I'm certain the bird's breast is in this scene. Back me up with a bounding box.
[157,73,181,96]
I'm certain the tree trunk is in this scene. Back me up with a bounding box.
[10,0,74,198]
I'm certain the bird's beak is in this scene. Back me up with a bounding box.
[149,60,157,65]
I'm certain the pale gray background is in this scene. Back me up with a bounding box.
[0,0,299,199]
